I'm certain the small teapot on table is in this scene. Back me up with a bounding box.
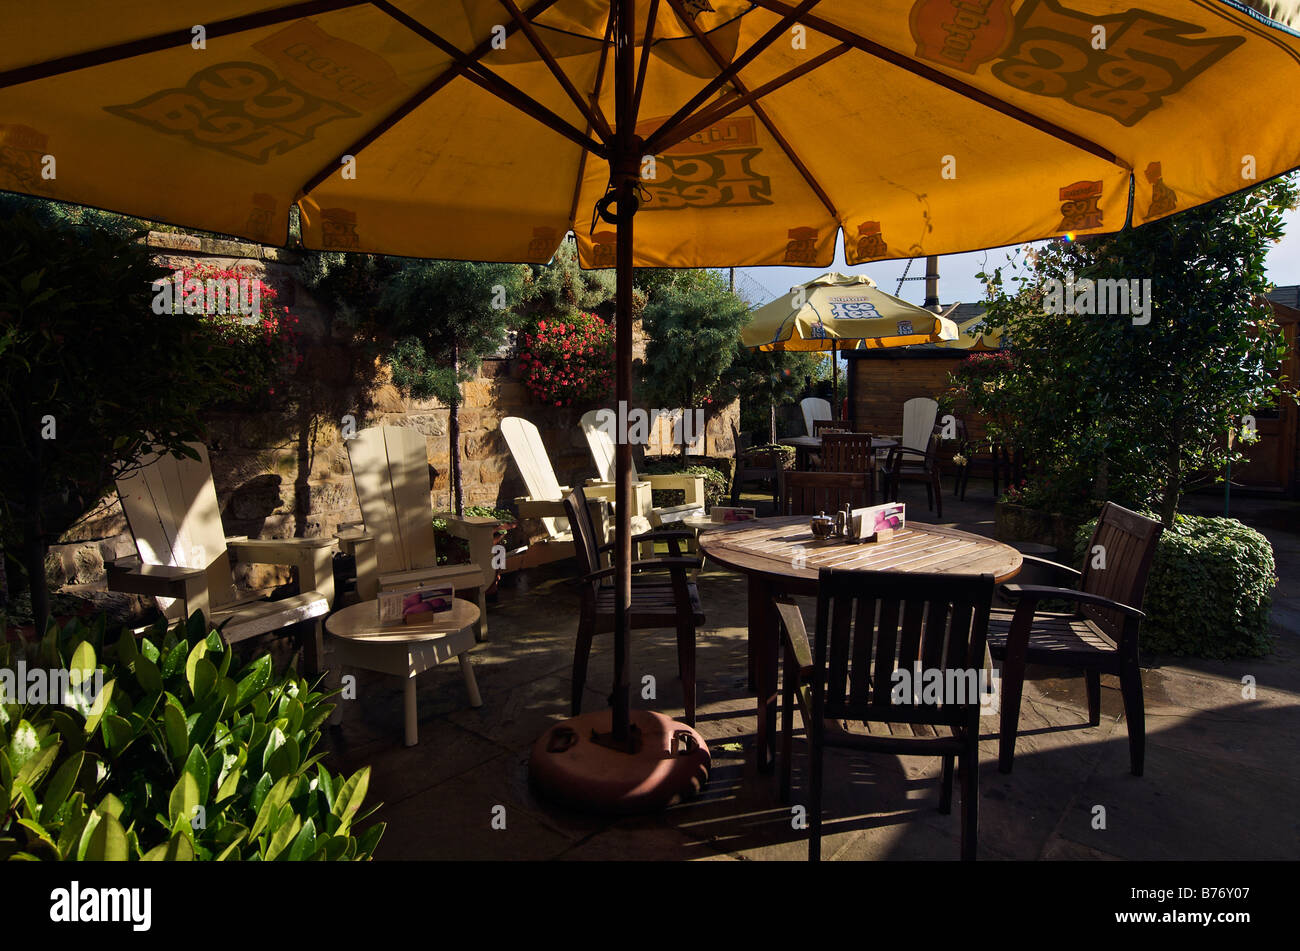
[809,511,835,539]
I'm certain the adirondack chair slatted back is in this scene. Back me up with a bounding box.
[815,569,994,727]
[801,397,832,437]
[347,425,439,575]
[1078,502,1164,642]
[581,409,649,483]
[116,444,236,618]
[902,397,939,451]
[782,471,874,516]
[501,416,568,538]
[820,433,876,475]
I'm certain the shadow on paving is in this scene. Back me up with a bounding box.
[318,479,1300,860]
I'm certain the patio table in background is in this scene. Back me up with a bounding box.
[779,435,898,472]
[698,516,1022,772]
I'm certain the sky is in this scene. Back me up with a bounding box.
[736,207,1300,311]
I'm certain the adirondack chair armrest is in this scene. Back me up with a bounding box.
[226,537,337,607]
[998,584,1145,620]
[772,596,814,677]
[106,560,210,611]
[432,512,500,578]
[643,473,706,507]
[514,497,571,520]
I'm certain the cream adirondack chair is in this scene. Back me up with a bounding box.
[881,396,942,470]
[801,397,832,436]
[108,443,335,673]
[579,410,706,528]
[337,425,494,640]
[501,416,627,565]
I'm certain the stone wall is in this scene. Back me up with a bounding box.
[49,231,738,592]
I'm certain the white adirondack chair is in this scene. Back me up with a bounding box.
[902,397,940,452]
[579,409,706,527]
[108,443,335,673]
[501,416,628,565]
[337,424,495,640]
[801,397,832,436]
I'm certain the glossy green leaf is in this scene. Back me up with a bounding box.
[38,751,83,825]
[84,810,128,861]
[182,745,210,806]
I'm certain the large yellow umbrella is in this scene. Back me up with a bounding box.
[4,0,1299,808]
[744,271,958,414]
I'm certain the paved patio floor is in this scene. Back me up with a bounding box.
[323,482,1300,861]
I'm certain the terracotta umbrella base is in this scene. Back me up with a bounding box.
[529,709,710,814]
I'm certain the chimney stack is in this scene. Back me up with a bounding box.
[923,255,940,312]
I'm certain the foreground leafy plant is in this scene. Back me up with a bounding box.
[0,612,383,860]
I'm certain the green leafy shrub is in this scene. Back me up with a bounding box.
[1074,514,1276,658]
[0,612,384,860]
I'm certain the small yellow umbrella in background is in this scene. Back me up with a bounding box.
[743,272,958,416]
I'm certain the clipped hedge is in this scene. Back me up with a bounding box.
[644,462,731,510]
[1074,513,1276,658]
[1,612,384,861]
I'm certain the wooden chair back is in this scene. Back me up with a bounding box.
[801,397,832,436]
[560,486,612,589]
[346,425,439,576]
[902,397,939,450]
[116,443,236,618]
[813,568,995,728]
[502,416,567,538]
[820,432,876,475]
[1079,502,1164,642]
[781,471,874,515]
[812,419,850,437]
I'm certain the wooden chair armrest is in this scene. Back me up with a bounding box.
[773,596,814,676]
[999,583,1145,620]
[584,557,701,582]
[1019,554,1082,582]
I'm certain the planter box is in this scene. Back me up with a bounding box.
[744,450,795,471]
[994,501,1087,554]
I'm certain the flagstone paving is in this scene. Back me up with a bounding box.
[323,485,1300,861]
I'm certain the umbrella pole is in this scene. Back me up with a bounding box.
[527,0,709,811]
[831,341,838,420]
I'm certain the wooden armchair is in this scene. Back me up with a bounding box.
[109,443,334,674]
[774,569,995,860]
[562,486,705,727]
[730,422,780,509]
[987,502,1163,775]
[882,429,944,518]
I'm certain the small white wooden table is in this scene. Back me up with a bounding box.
[326,597,483,746]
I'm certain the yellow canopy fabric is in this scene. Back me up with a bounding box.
[935,314,1006,350]
[742,272,958,351]
[2,1,1298,268]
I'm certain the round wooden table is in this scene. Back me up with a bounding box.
[326,597,483,747]
[698,516,1022,771]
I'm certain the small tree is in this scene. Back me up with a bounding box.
[378,260,529,516]
[718,344,823,442]
[639,270,750,461]
[0,205,241,632]
[978,173,1297,525]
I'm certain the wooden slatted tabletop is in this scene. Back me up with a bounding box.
[698,516,1022,593]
